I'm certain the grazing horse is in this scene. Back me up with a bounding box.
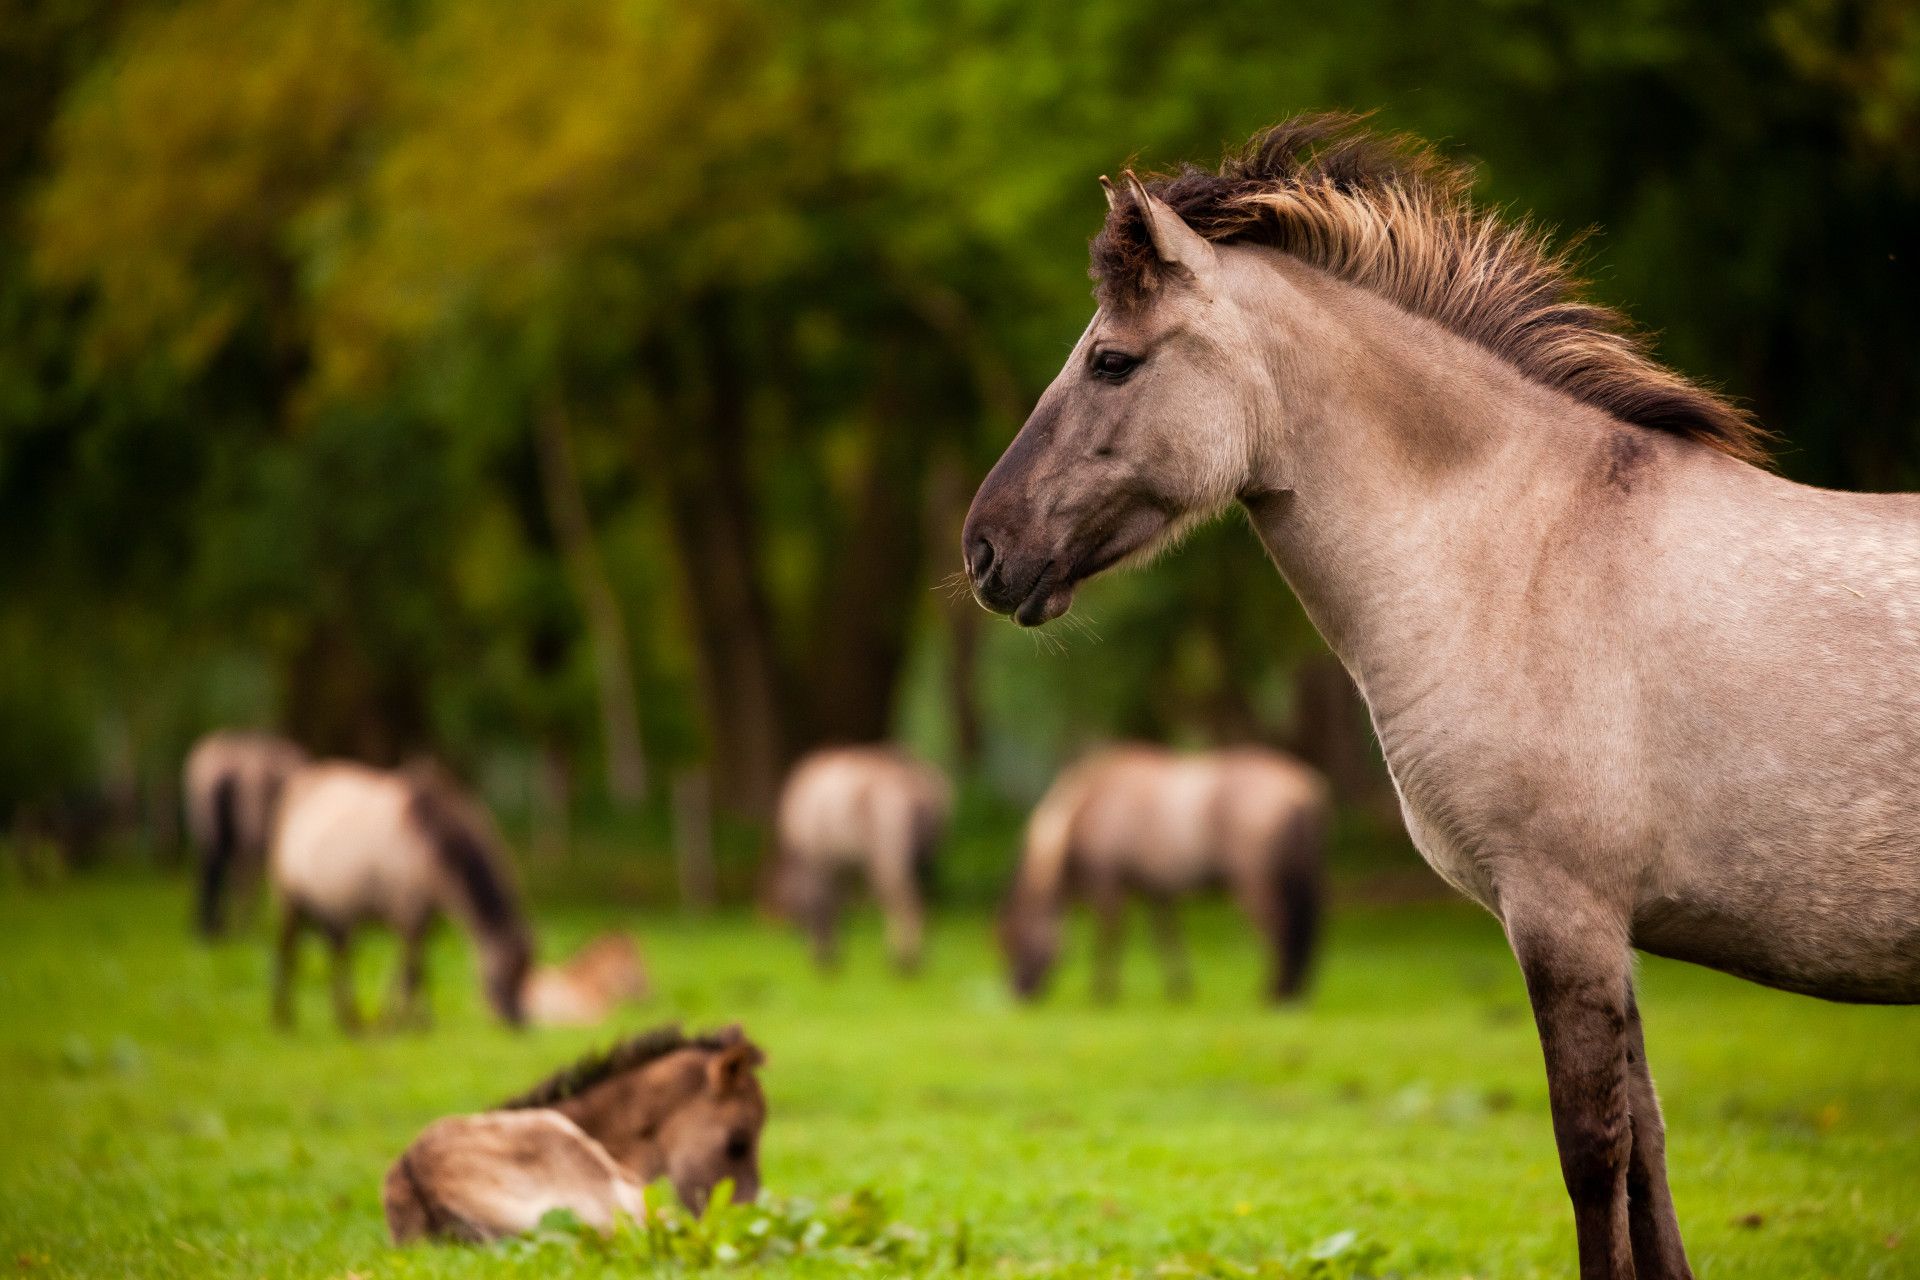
[269,760,533,1032]
[181,730,307,937]
[773,746,951,972]
[523,933,650,1027]
[961,114,1919,1278]
[384,1024,767,1243]
[1001,744,1325,1003]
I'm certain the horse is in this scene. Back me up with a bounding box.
[268,759,534,1032]
[383,1024,767,1243]
[772,745,951,972]
[181,730,307,937]
[523,933,650,1027]
[1001,744,1325,1003]
[960,113,1919,1279]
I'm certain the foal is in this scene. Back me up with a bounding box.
[772,746,951,972]
[962,115,1919,1278]
[385,1024,768,1242]
[1001,744,1326,1002]
[269,760,533,1031]
[181,730,306,937]
[523,933,650,1027]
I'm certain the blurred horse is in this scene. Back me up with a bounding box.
[773,746,951,972]
[269,760,533,1031]
[523,933,650,1027]
[182,730,307,937]
[1000,745,1326,1002]
[384,1024,767,1243]
[383,1109,645,1244]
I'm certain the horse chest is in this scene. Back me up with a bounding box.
[1395,792,1501,913]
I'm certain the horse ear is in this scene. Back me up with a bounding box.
[1123,170,1215,286]
[707,1037,765,1095]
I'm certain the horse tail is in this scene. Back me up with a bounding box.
[382,1153,437,1244]
[195,772,240,938]
[1270,799,1327,1002]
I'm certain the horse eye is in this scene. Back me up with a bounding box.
[1092,350,1139,380]
[725,1132,753,1160]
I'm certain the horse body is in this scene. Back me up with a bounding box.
[774,746,950,971]
[182,730,307,936]
[963,116,1916,1277]
[384,1109,645,1244]
[1005,744,1325,1001]
[269,760,533,1030]
[524,933,649,1027]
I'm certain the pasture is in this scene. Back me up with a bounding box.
[1,869,1914,1278]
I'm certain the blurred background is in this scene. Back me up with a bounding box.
[3,0,1917,901]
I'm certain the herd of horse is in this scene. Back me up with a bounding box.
[179,112,1916,1276]
[182,725,1327,1247]
[183,730,1331,1028]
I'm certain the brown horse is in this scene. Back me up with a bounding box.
[962,114,1919,1278]
[523,933,650,1027]
[384,1024,767,1243]
[1001,744,1325,1003]
[269,760,533,1032]
[182,730,307,937]
[772,746,951,972]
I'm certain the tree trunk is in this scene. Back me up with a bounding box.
[671,767,716,912]
[535,397,647,807]
[649,309,790,818]
[801,380,933,746]
[928,455,983,765]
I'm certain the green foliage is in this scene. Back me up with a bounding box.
[510,1186,953,1270]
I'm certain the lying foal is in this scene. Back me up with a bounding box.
[385,1024,768,1244]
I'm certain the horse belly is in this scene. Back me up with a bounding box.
[1634,870,1920,1004]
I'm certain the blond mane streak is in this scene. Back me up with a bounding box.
[1091,114,1769,464]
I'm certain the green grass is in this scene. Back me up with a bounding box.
[0,871,1915,1278]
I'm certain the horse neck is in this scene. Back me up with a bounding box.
[1236,257,1629,729]
[553,1057,695,1179]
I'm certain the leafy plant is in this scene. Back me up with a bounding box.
[509,1184,956,1271]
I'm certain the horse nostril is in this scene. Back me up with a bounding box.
[967,534,997,582]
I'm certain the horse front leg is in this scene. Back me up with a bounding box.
[384,923,431,1031]
[1088,876,1125,1004]
[325,926,363,1035]
[1504,887,1636,1280]
[1624,990,1691,1278]
[1147,896,1192,1001]
[271,904,303,1030]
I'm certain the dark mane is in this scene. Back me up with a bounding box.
[1091,113,1770,465]
[497,1024,740,1110]
[402,761,527,937]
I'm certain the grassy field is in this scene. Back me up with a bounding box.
[0,871,1915,1278]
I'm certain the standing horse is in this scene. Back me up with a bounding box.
[961,114,1919,1279]
[182,730,307,937]
[1001,744,1325,1003]
[384,1024,767,1242]
[269,760,533,1032]
[772,746,951,972]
